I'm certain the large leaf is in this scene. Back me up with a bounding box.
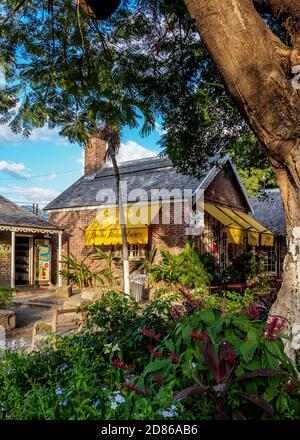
[231,317,252,333]
[143,359,170,376]
[174,384,208,401]
[200,335,219,380]
[240,392,278,420]
[198,309,215,325]
[240,328,260,363]
[233,369,289,382]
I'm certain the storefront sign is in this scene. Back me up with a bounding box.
[0,242,11,256]
[35,239,51,282]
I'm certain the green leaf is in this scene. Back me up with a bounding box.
[207,318,224,341]
[264,386,279,403]
[198,309,215,326]
[264,340,286,362]
[276,394,289,414]
[143,359,170,376]
[240,328,259,363]
[182,325,193,344]
[231,317,252,333]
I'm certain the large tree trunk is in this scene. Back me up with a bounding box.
[184,0,300,354]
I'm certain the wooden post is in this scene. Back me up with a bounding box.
[58,231,63,287]
[11,231,15,289]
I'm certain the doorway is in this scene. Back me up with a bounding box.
[15,236,33,285]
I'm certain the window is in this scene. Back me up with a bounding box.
[257,246,277,274]
[112,244,145,259]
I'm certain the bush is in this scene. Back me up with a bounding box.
[0,290,299,420]
[148,243,214,291]
[0,287,14,307]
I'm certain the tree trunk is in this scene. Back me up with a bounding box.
[111,151,130,295]
[270,161,300,359]
[184,0,300,354]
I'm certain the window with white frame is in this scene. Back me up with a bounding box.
[112,244,145,259]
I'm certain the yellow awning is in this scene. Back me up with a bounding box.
[204,203,274,246]
[204,203,243,229]
[85,204,161,246]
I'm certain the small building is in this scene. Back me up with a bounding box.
[0,196,63,288]
[251,189,287,277]
[45,135,275,283]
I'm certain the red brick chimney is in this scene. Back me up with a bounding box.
[84,133,106,176]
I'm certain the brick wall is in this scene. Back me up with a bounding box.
[205,164,249,212]
[48,201,191,277]
[0,231,11,286]
[84,135,106,176]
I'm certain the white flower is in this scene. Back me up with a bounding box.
[191,362,197,369]
[110,401,118,410]
[115,394,125,404]
[158,405,179,418]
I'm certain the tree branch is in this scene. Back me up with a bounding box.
[184,0,300,165]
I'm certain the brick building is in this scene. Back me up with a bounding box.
[0,196,63,288]
[44,136,276,284]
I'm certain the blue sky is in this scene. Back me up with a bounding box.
[0,123,163,207]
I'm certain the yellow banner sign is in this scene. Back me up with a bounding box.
[86,227,148,245]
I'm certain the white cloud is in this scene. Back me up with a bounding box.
[0,124,68,145]
[0,186,60,203]
[0,160,31,178]
[116,140,155,163]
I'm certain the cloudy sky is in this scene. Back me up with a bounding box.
[0,123,163,207]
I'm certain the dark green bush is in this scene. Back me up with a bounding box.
[0,290,299,420]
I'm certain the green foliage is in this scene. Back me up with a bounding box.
[148,243,213,290]
[0,287,14,306]
[0,290,298,420]
[59,253,113,289]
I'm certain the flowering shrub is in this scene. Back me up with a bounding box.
[0,290,299,420]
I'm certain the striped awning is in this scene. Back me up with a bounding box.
[204,203,274,246]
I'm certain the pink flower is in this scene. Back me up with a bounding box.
[140,328,161,341]
[284,382,295,394]
[246,302,261,320]
[112,359,130,371]
[263,317,285,340]
[153,375,163,383]
[124,383,146,395]
[147,345,162,358]
[172,306,183,319]
[168,352,180,364]
[223,345,237,366]
[189,330,207,341]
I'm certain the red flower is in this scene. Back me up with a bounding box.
[112,358,130,371]
[147,345,162,358]
[246,302,261,320]
[124,383,146,395]
[263,317,285,340]
[153,375,163,383]
[189,330,207,341]
[284,382,295,394]
[223,345,237,366]
[172,306,183,319]
[140,328,161,341]
[179,288,194,303]
[168,352,180,364]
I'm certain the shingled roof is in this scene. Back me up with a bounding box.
[46,153,250,211]
[251,189,286,235]
[0,195,59,231]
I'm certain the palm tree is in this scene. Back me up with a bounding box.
[99,126,130,294]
